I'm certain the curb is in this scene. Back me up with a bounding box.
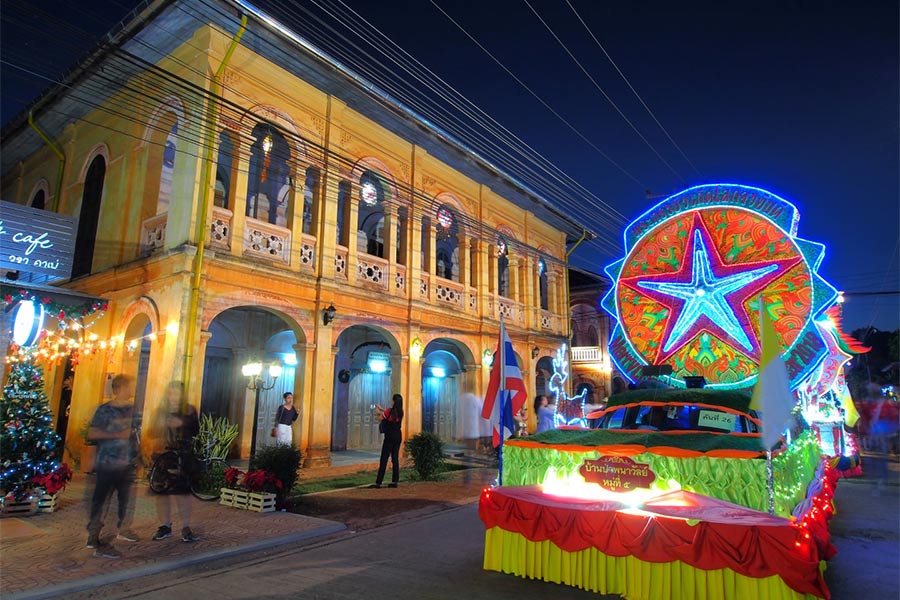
[6,521,347,600]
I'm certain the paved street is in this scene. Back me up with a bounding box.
[62,463,898,600]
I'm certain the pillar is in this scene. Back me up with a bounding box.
[230,137,250,259]
[305,325,337,468]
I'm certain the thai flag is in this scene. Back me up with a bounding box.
[482,321,527,447]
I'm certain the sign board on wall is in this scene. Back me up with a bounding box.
[0,200,76,280]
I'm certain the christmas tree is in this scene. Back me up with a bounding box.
[1,360,62,500]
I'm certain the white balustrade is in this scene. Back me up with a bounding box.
[243,217,291,264]
[357,253,388,288]
[571,346,603,363]
[209,207,232,251]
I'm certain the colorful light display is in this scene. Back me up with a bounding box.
[548,344,587,427]
[602,184,838,389]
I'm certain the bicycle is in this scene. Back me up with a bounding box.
[148,437,230,501]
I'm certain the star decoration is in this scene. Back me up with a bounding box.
[622,215,801,362]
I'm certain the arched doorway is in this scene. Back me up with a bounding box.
[421,338,475,441]
[122,315,152,431]
[202,307,303,458]
[331,325,399,451]
[535,356,554,397]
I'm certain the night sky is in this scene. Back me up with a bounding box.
[2,0,897,332]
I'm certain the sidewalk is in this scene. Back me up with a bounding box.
[0,473,345,600]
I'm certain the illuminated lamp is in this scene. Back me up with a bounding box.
[283,353,298,366]
[241,362,262,378]
[11,300,45,347]
[410,337,424,360]
[430,367,446,378]
[360,181,378,206]
[482,349,494,368]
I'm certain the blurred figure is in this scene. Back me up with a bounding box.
[534,395,555,433]
[86,374,140,558]
[152,381,199,542]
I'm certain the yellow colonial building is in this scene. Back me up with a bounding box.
[1,0,590,467]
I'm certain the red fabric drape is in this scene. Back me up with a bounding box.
[479,486,831,599]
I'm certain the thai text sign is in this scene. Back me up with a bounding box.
[697,410,737,431]
[579,456,656,492]
[0,200,75,280]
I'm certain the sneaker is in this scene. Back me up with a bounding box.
[181,527,196,543]
[387,482,398,488]
[93,545,122,559]
[117,530,140,542]
[368,484,382,489]
[152,525,173,541]
[86,535,100,549]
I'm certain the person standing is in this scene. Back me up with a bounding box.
[535,395,555,433]
[272,392,299,445]
[86,374,140,558]
[152,381,199,543]
[372,394,404,488]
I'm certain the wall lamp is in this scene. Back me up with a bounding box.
[532,346,540,359]
[323,304,336,326]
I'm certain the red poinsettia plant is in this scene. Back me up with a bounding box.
[31,463,73,496]
[224,467,283,494]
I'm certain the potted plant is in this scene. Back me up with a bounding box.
[220,467,282,512]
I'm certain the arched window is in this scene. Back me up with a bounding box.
[538,258,549,310]
[435,205,459,282]
[336,181,350,246]
[214,130,234,209]
[30,189,46,211]
[303,167,319,235]
[72,155,106,278]
[497,237,510,298]
[357,170,386,257]
[587,325,599,346]
[396,205,408,265]
[246,124,291,227]
[156,122,178,213]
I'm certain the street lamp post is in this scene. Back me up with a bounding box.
[242,361,283,461]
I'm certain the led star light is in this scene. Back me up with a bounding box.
[636,229,778,354]
[602,184,838,390]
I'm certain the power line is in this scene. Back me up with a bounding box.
[563,0,703,178]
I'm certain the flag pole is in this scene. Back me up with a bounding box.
[760,294,776,516]
[498,318,507,486]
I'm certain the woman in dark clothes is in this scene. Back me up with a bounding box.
[372,394,404,488]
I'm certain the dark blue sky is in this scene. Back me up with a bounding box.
[3,0,897,332]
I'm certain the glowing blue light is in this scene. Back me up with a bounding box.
[368,359,388,373]
[635,230,779,353]
[430,367,446,378]
[283,353,298,366]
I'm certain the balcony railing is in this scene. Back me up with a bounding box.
[244,217,291,264]
[394,264,407,294]
[335,245,348,279]
[434,276,464,307]
[140,212,167,255]
[299,233,316,270]
[468,287,477,311]
[420,272,430,300]
[356,253,389,289]
[571,346,602,363]
[209,206,232,251]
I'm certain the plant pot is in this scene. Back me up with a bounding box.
[37,492,59,513]
[220,488,276,513]
[1,495,38,517]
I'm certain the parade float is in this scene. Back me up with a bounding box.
[479,184,852,599]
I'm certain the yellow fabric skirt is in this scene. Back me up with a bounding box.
[483,527,825,600]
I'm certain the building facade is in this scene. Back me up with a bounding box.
[565,269,624,409]
[1,0,588,466]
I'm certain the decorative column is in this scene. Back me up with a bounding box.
[315,172,340,279]
[403,350,421,441]
[460,237,473,313]
[230,137,250,259]
[304,327,337,468]
[287,163,305,272]
[522,256,537,329]
[294,342,314,455]
[346,183,360,286]
[409,210,425,301]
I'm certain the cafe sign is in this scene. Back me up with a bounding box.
[579,456,657,493]
[0,200,75,280]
